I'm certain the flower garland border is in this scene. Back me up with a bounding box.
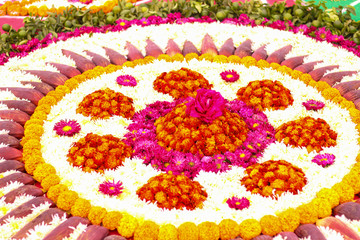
[21,53,360,239]
[2,13,360,65]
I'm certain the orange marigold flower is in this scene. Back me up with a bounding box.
[57,190,79,211]
[178,222,198,240]
[38,96,57,106]
[256,59,270,69]
[343,171,360,194]
[332,183,354,204]
[299,73,313,84]
[171,53,185,62]
[24,153,44,175]
[290,70,303,79]
[198,221,219,240]
[158,224,178,240]
[117,214,139,238]
[24,119,43,128]
[260,215,282,236]
[47,184,68,203]
[102,211,123,230]
[238,219,261,240]
[277,208,300,232]
[134,220,159,240]
[33,163,56,182]
[311,198,332,218]
[321,88,341,100]
[277,65,292,75]
[157,54,172,61]
[219,219,239,240]
[71,198,91,218]
[316,188,340,208]
[297,203,318,224]
[184,53,199,61]
[88,206,107,225]
[315,81,331,91]
[41,173,60,191]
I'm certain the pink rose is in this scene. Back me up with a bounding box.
[186,89,225,123]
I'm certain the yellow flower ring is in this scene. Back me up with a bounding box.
[3,22,360,239]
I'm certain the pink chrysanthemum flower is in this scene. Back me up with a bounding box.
[226,196,250,210]
[116,75,137,86]
[312,153,335,167]
[53,119,81,137]
[99,180,124,196]
[302,100,325,111]
[220,70,240,82]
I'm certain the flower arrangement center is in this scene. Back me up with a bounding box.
[241,160,307,198]
[154,91,249,156]
[67,133,133,173]
[77,88,135,120]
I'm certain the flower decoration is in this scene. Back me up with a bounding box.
[68,0,93,4]
[116,75,137,87]
[226,197,250,210]
[220,70,240,82]
[302,100,325,111]
[53,119,81,137]
[312,153,335,167]
[99,180,124,196]
[186,88,225,123]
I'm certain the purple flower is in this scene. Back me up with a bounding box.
[53,119,81,136]
[312,153,335,167]
[99,180,124,196]
[186,89,225,123]
[220,70,240,82]
[302,100,325,111]
[226,197,250,210]
[116,75,137,86]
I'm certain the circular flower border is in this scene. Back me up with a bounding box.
[21,53,360,240]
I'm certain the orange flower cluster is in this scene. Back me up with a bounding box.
[77,88,135,120]
[241,160,307,198]
[67,133,132,173]
[136,173,208,210]
[155,103,249,155]
[275,116,337,153]
[236,80,294,111]
[153,68,213,99]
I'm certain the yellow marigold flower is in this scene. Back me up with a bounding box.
[171,53,185,62]
[307,80,317,88]
[30,111,48,121]
[290,70,303,80]
[178,222,198,240]
[213,55,228,63]
[277,208,300,232]
[88,206,107,225]
[64,78,80,90]
[102,211,123,230]
[33,163,56,182]
[321,88,341,100]
[34,104,51,114]
[311,198,331,218]
[158,224,178,240]
[122,61,135,68]
[22,138,41,151]
[24,154,44,175]
[198,221,219,240]
[331,96,344,104]
[41,174,60,191]
[117,213,139,238]
[260,215,281,236]
[219,219,239,240]
[133,59,145,66]
[104,65,121,73]
[134,220,159,240]
[185,53,199,61]
[332,183,354,204]
[227,55,241,63]
[71,198,91,218]
[269,62,280,70]
[256,59,270,69]
[238,219,261,240]
[349,108,360,118]
[316,188,340,208]
[47,184,68,203]
[38,96,57,106]
[343,171,360,194]
[24,119,43,129]
[297,203,318,224]
[46,90,64,101]
[55,85,70,96]
[57,190,79,211]
[143,56,155,63]
[199,53,214,61]
[340,100,355,110]
[315,81,331,91]
[277,65,292,75]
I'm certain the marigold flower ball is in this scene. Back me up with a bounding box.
[47,184,68,203]
[238,219,261,240]
[314,81,330,91]
[332,183,354,204]
[158,224,178,240]
[55,85,70,95]
[117,214,139,238]
[102,211,123,230]
[316,188,340,208]
[134,220,159,240]
[197,221,219,240]
[219,219,239,240]
[277,65,292,75]
[213,55,228,63]
[177,222,198,240]
[256,59,270,69]
[24,154,44,175]
[31,111,48,121]
[171,53,185,61]
[57,190,79,211]
[24,126,44,139]
[343,172,360,194]
[340,100,356,110]
[297,203,318,224]
[185,53,199,61]
[88,206,107,225]
[311,198,332,218]
[24,119,43,129]
[71,198,91,218]
[321,88,341,100]
[277,208,300,232]
[269,62,281,69]
[41,174,60,191]
[38,96,57,106]
[290,70,303,80]
[240,56,257,67]
[260,215,281,236]
[33,163,56,182]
